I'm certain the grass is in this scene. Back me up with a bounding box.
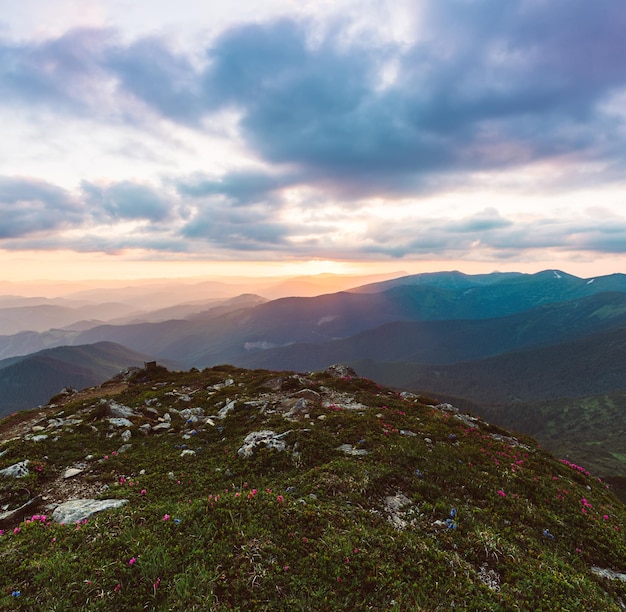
[1,365,626,609]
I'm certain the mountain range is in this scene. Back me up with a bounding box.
[2,268,626,489]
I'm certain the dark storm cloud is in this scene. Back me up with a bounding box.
[2,1,624,199]
[193,1,626,194]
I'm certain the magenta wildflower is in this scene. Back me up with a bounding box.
[277,495,285,503]
[497,489,506,498]
[163,514,170,521]
[140,489,147,496]
[129,557,137,566]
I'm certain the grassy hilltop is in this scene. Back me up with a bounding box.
[1,364,626,610]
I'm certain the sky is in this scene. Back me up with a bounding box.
[1,0,626,282]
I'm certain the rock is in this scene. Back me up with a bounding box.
[324,364,358,378]
[108,418,133,428]
[139,423,152,435]
[591,567,626,582]
[152,422,171,432]
[180,449,196,457]
[455,414,479,429]
[117,444,132,454]
[281,397,309,420]
[399,430,417,437]
[31,425,46,432]
[31,435,49,442]
[0,460,30,479]
[121,430,132,442]
[107,402,137,419]
[179,407,205,420]
[237,430,290,458]
[337,444,369,456]
[217,400,236,419]
[292,389,321,401]
[51,499,129,524]
[384,493,413,530]
[63,467,83,479]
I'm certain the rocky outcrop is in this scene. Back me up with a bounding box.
[51,499,129,524]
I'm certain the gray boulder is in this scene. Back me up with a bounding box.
[51,499,129,524]
[0,460,30,479]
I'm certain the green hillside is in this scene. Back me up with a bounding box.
[1,365,626,609]
[0,342,174,415]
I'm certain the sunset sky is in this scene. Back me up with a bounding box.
[1,0,626,282]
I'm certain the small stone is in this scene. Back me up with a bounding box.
[108,418,133,428]
[180,449,196,457]
[32,425,46,432]
[217,400,236,419]
[63,467,83,479]
[31,435,49,442]
[121,430,132,442]
[107,402,137,419]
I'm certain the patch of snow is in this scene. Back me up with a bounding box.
[553,270,562,279]
[317,315,339,326]
[587,278,596,284]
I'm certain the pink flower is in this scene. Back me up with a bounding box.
[114,584,121,592]
[13,527,21,534]
[163,514,170,521]
[497,489,506,497]
[140,489,147,496]
[283,565,289,571]
[153,578,161,589]
[129,557,137,566]
[277,495,285,503]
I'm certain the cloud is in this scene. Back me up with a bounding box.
[2,3,626,200]
[0,176,83,238]
[176,170,297,207]
[82,180,173,222]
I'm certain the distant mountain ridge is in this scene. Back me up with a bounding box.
[0,342,177,416]
[4,268,626,487]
